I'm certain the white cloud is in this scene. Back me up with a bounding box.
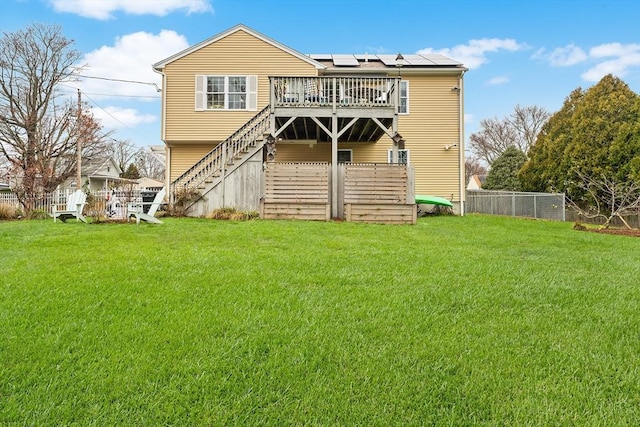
[50,0,213,20]
[79,30,189,98]
[581,43,640,82]
[464,114,474,124]
[92,106,156,129]
[418,38,526,69]
[486,76,510,85]
[73,30,190,137]
[534,44,588,66]
[534,42,639,82]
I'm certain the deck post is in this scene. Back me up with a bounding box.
[331,114,338,218]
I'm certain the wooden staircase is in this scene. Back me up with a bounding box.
[170,105,270,198]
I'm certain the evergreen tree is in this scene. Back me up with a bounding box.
[519,75,639,200]
[483,147,527,191]
[122,163,141,179]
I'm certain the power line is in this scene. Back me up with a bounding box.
[77,74,161,92]
[80,90,157,145]
[59,84,160,99]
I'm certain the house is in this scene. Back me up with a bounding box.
[60,157,126,192]
[153,24,467,220]
[467,174,486,191]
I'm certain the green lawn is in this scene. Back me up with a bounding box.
[1,216,638,425]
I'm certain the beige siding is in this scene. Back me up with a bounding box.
[169,143,217,181]
[398,74,462,200]
[163,30,317,142]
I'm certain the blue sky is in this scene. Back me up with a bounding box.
[2,0,639,150]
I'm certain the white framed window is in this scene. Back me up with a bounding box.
[337,149,352,163]
[399,80,409,114]
[195,75,257,111]
[388,149,410,165]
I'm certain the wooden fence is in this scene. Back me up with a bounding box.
[260,162,331,221]
[259,162,415,224]
[341,163,416,224]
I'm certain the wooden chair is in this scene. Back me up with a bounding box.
[127,188,166,224]
[52,190,87,223]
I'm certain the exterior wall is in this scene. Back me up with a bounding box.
[398,74,462,202]
[168,143,218,182]
[163,29,318,146]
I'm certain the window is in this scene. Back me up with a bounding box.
[337,149,352,163]
[399,80,409,114]
[195,75,257,111]
[388,149,410,165]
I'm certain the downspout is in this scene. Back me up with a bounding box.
[458,71,466,216]
[153,68,170,195]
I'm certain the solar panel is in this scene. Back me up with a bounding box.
[402,54,436,66]
[332,54,359,66]
[420,54,462,66]
[309,54,333,60]
[376,54,398,66]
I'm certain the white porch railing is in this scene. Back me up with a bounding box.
[270,76,399,109]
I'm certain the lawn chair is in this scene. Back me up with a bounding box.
[52,190,88,223]
[127,188,166,224]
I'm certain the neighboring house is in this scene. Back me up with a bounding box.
[60,157,124,192]
[153,24,467,217]
[137,177,164,191]
[467,174,486,191]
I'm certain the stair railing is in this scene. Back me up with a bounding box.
[171,105,271,195]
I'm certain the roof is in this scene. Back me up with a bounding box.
[309,53,464,69]
[153,24,326,71]
[82,157,122,177]
[153,24,466,73]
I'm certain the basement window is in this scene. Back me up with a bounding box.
[388,149,410,165]
[337,149,352,163]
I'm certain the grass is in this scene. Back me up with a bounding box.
[1,215,639,425]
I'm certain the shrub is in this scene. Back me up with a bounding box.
[168,188,201,217]
[27,208,50,220]
[207,208,259,220]
[0,203,17,220]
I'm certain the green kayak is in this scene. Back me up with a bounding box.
[415,195,453,207]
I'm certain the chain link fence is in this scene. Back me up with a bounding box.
[466,190,565,221]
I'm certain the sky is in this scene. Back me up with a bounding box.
[1,0,639,151]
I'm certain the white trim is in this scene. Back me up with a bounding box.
[154,24,326,71]
[399,80,409,115]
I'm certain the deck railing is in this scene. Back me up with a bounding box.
[270,76,399,110]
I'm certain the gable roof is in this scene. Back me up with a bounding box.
[153,24,326,71]
[82,157,122,177]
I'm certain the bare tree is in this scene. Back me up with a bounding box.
[567,171,640,229]
[136,149,165,181]
[109,139,141,174]
[0,23,108,212]
[465,156,487,186]
[469,104,550,166]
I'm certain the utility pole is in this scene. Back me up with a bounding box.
[76,89,82,190]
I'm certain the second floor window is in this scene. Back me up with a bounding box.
[399,80,409,114]
[195,75,257,111]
